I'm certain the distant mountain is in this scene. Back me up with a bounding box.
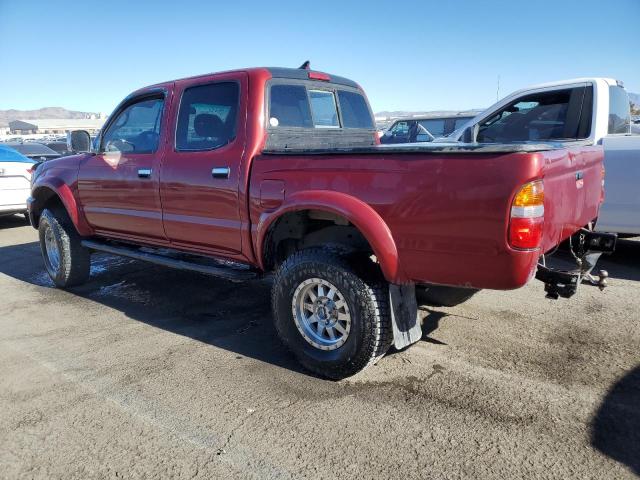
[0,107,99,127]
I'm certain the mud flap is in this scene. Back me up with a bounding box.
[389,284,422,350]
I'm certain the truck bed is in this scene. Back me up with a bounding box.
[262,140,594,155]
[251,141,604,289]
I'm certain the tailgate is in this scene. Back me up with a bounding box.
[540,145,604,252]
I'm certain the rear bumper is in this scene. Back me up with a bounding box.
[401,246,539,290]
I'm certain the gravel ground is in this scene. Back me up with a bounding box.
[0,214,638,479]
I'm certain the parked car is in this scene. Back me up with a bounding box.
[4,142,61,162]
[45,141,74,157]
[29,66,612,379]
[0,145,35,218]
[440,77,639,237]
[380,114,475,144]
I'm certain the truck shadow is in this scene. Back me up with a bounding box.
[591,365,640,475]
[597,238,640,282]
[1,239,638,380]
[0,241,314,377]
[0,214,29,230]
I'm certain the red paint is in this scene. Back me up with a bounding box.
[30,67,605,291]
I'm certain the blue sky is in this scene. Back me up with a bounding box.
[0,0,638,114]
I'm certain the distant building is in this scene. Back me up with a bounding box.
[8,120,38,134]
[8,117,104,135]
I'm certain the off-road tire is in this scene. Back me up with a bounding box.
[38,207,90,288]
[416,285,479,307]
[272,248,392,380]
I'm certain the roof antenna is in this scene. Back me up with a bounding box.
[299,60,311,70]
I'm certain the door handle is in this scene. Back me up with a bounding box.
[138,168,152,178]
[212,167,230,179]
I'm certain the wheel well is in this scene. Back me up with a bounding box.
[31,188,65,227]
[263,210,373,271]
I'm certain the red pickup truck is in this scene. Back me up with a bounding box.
[28,66,614,379]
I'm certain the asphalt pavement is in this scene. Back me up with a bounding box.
[0,214,638,479]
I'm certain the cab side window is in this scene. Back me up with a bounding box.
[176,82,239,151]
[102,98,164,153]
[477,90,575,143]
[476,86,598,143]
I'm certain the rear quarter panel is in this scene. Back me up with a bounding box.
[250,146,603,290]
[540,145,603,251]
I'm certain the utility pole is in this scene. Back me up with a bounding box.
[496,75,500,102]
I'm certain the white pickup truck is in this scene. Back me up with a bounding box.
[443,77,639,236]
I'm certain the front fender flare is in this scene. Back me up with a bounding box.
[255,190,405,283]
[31,180,92,236]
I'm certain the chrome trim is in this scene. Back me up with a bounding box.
[212,167,230,179]
[138,168,152,178]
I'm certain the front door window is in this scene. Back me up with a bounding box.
[101,98,164,153]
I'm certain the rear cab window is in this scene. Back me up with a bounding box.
[268,82,374,131]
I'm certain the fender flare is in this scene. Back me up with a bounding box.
[31,180,92,236]
[255,190,405,283]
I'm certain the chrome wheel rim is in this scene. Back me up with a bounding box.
[44,225,60,273]
[292,278,351,351]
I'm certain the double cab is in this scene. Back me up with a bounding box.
[28,66,612,379]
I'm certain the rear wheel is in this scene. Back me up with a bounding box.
[38,208,90,288]
[272,248,392,380]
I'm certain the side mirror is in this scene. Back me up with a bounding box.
[67,130,92,153]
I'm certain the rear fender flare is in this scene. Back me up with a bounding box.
[255,190,404,283]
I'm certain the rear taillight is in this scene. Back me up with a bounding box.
[600,165,606,203]
[509,180,544,249]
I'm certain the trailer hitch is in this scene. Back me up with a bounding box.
[535,229,617,300]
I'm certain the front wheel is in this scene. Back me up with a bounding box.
[272,248,392,380]
[38,208,90,288]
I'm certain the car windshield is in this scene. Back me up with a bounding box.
[0,145,36,163]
